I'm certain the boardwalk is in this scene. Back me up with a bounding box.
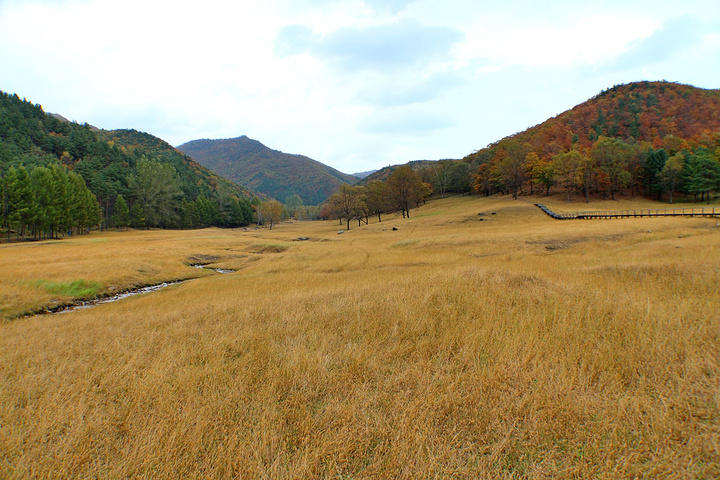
[535,203,720,220]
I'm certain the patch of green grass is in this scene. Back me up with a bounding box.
[29,279,104,298]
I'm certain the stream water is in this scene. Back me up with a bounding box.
[191,264,235,274]
[56,281,184,314]
[47,264,235,315]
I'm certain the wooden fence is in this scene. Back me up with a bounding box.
[535,204,720,220]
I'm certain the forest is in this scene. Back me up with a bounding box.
[1,163,100,240]
[362,82,720,205]
[464,82,720,203]
[0,92,256,240]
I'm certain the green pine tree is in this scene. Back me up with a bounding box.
[130,203,145,228]
[6,166,35,239]
[113,194,130,230]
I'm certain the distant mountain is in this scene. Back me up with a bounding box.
[98,129,257,200]
[48,112,72,124]
[360,160,446,184]
[351,169,377,179]
[177,136,357,205]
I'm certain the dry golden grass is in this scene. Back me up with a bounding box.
[1,195,719,478]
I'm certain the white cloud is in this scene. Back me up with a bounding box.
[599,16,706,72]
[276,19,464,72]
[354,72,465,106]
[0,0,718,173]
[358,106,456,135]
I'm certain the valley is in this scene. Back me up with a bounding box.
[1,195,718,477]
[2,0,719,475]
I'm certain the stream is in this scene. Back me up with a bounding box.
[45,264,235,315]
[56,281,184,314]
[191,264,235,274]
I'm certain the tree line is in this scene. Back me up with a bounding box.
[251,195,324,230]
[117,156,256,230]
[471,136,720,204]
[1,163,101,240]
[322,166,429,230]
[320,131,720,230]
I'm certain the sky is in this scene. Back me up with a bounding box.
[1,0,719,174]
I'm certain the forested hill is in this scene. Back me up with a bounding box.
[354,81,720,203]
[0,91,257,235]
[97,128,255,201]
[465,81,720,163]
[178,136,359,205]
[457,81,720,202]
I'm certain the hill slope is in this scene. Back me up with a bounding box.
[178,136,358,205]
[97,128,257,201]
[465,81,720,162]
[458,81,720,200]
[0,91,257,229]
[355,82,720,201]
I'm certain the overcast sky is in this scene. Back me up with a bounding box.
[1,0,718,173]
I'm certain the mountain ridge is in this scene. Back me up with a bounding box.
[459,80,720,200]
[351,169,378,179]
[178,136,358,205]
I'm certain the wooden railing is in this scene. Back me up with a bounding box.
[535,204,720,220]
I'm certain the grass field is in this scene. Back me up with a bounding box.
[1,195,719,478]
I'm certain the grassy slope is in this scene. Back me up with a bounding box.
[1,195,719,478]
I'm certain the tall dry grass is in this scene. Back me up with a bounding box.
[1,195,719,478]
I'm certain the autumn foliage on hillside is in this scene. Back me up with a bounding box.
[492,81,720,157]
[462,81,720,203]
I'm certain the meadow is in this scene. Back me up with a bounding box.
[1,195,719,478]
